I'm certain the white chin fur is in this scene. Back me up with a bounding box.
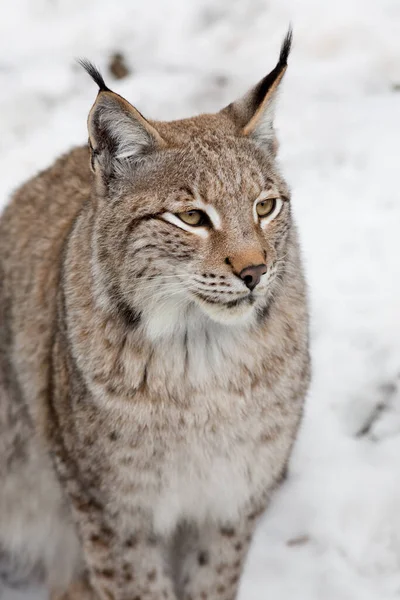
[193,296,256,325]
[142,292,255,342]
[143,293,189,340]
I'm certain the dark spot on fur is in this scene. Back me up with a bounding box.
[260,431,274,444]
[70,494,103,514]
[125,535,137,548]
[198,551,209,566]
[90,534,110,550]
[95,568,115,579]
[234,542,243,552]
[100,525,114,539]
[220,527,236,538]
[147,569,157,581]
[105,384,118,396]
[217,585,226,594]
[108,430,118,442]
[248,507,264,521]
[120,454,135,466]
[135,267,147,278]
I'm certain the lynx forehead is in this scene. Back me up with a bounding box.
[0,28,310,600]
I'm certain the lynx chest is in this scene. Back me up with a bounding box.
[105,382,295,536]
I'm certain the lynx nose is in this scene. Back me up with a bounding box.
[239,264,267,291]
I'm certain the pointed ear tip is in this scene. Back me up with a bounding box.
[77,58,111,93]
[279,27,293,66]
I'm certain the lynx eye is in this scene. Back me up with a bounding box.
[177,210,209,227]
[256,198,277,217]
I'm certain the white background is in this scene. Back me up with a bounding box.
[1,1,400,598]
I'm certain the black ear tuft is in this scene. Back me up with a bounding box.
[248,28,292,118]
[221,26,293,150]
[78,58,110,92]
[279,26,293,67]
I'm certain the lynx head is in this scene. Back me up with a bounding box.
[80,30,294,339]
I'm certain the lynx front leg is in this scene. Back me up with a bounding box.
[178,506,265,600]
[64,491,177,600]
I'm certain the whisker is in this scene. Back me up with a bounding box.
[135,286,188,303]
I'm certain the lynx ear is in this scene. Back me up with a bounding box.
[79,60,165,177]
[222,28,292,152]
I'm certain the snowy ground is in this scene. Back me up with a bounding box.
[1,0,400,598]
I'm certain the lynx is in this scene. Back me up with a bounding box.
[0,30,310,600]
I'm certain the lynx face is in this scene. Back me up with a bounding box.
[83,32,293,335]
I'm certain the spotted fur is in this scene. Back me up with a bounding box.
[0,30,309,600]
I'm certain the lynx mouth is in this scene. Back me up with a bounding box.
[192,291,254,308]
[190,291,257,324]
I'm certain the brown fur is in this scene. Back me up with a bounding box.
[0,31,309,600]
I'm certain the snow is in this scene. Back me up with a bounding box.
[1,0,400,598]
